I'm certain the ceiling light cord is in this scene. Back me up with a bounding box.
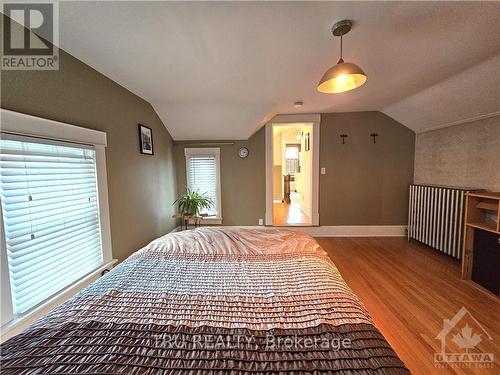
[338,33,344,63]
[340,34,344,61]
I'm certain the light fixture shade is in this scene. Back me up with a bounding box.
[317,62,367,94]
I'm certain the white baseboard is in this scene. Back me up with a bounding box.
[171,225,406,237]
[302,225,407,237]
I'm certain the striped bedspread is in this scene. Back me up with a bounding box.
[1,227,409,374]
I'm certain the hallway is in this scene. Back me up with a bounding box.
[273,192,312,226]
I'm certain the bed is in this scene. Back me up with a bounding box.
[1,227,409,374]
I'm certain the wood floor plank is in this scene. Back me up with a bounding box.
[273,193,311,226]
[316,237,499,375]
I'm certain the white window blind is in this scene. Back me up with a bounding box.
[185,149,221,217]
[0,134,103,314]
[285,147,300,174]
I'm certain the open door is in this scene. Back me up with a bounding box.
[265,114,320,226]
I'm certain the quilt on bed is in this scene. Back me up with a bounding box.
[1,227,409,374]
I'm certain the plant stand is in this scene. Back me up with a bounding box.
[172,214,203,230]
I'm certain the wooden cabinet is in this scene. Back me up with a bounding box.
[471,230,500,295]
[462,192,500,296]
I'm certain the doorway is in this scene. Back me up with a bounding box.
[265,115,320,226]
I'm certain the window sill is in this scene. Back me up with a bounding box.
[201,217,223,225]
[0,259,118,342]
[180,216,222,225]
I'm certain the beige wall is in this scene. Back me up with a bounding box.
[1,49,177,261]
[319,112,415,225]
[173,128,266,226]
[272,129,282,200]
[414,116,500,191]
[272,166,282,201]
[174,112,414,226]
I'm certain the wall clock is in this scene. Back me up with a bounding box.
[238,147,249,158]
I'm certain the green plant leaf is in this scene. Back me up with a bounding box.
[173,187,215,216]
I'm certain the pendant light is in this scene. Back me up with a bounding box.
[317,20,367,94]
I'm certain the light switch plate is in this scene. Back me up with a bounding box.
[321,167,326,175]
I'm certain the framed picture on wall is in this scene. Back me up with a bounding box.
[138,124,154,155]
[305,132,310,151]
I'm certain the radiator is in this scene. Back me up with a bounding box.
[408,184,472,259]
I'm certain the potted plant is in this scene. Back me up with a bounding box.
[173,188,214,217]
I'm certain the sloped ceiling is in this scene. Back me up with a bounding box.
[55,1,500,139]
[383,53,500,132]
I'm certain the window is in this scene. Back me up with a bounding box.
[285,145,300,174]
[184,148,222,221]
[0,109,113,328]
[0,135,103,313]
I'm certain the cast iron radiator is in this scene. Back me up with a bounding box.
[408,184,473,259]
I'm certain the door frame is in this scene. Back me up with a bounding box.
[265,114,320,226]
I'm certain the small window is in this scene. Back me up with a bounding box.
[184,148,221,220]
[0,135,104,314]
[285,145,300,174]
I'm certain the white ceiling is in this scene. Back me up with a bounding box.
[57,1,500,140]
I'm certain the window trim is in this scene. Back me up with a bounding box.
[0,109,114,329]
[0,259,117,343]
[184,147,222,224]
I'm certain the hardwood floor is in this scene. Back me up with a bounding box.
[273,193,311,226]
[316,237,499,375]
